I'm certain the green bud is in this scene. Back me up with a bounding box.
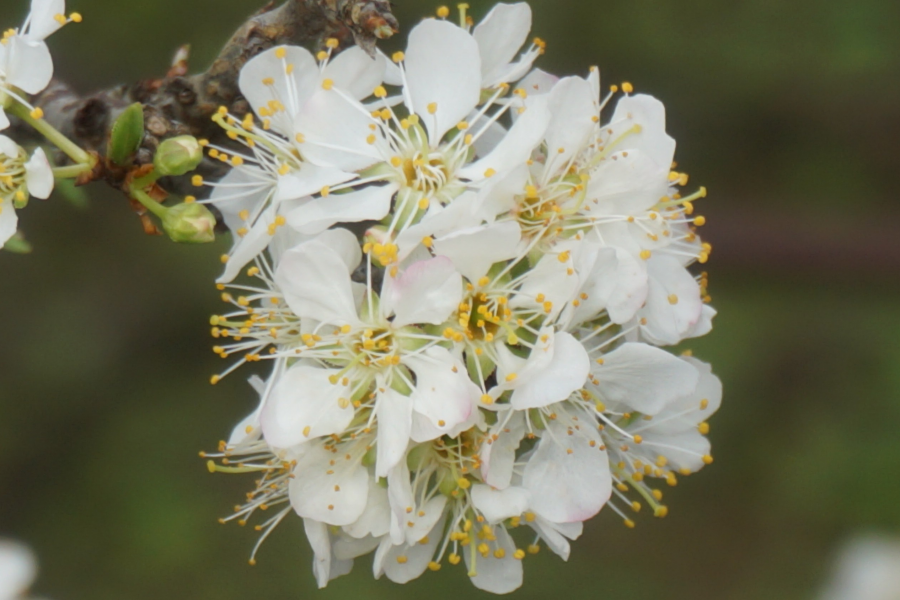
[161,202,216,244]
[107,103,144,166]
[153,135,203,177]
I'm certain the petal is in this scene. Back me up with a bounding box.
[0,540,36,599]
[387,256,462,327]
[474,3,531,84]
[239,45,318,120]
[290,443,369,526]
[530,517,582,561]
[24,147,54,199]
[375,388,413,477]
[592,342,699,415]
[609,94,676,173]
[333,532,381,560]
[295,89,383,171]
[404,19,481,142]
[286,182,397,235]
[344,477,392,539]
[464,527,523,594]
[433,220,522,283]
[511,332,590,410]
[273,163,357,203]
[25,0,65,40]
[0,197,19,247]
[638,256,703,345]
[586,148,670,214]
[402,495,447,546]
[216,204,277,284]
[523,420,611,523]
[260,364,354,449]
[376,516,443,584]
[471,484,530,523]
[480,412,526,489]
[227,375,268,447]
[517,68,559,97]
[0,135,17,157]
[457,96,550,180]
[544,76,597,170]
[405,347,477,434]
[324,46,387,100]
[274,231,361,325]
[303,518,335,588]
[0,107,9,131]
[509,245,580,321]
[387,461,414,545]
[7,37,52,94]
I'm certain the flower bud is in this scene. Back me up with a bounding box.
[161,202,216,244]
[153,135,203,176]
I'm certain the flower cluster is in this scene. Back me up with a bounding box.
[1,0,81,247]
[202,2,721,593]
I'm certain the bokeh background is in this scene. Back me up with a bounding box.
[2,0,899,598]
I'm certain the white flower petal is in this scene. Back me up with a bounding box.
[638,256,703,345]
[239,45,318,121]
[510,331,590,411]
[592,342,699,415]
[474,2,532,86]
[7,37,53,94]
[24,147,53,199]
[261,364,354,449]
[530,516,582,561]
[295,89,383,171]
[464,527,523,594]
[387,256,462,327]
[227,374,268,446]
[433,220,522,283]
[376,516,443,584]
[216,204,277,284]
[387,461,414,545]
[517,68,559,97]
[303,518,336,588]
[404,19,481,142]
[25,0,65,41]
[481,411,526,489]
[324,46,387,100]
[405,347,477,434]
[286,182,397,235]
[0,197,19,247]
[333,532,380,560]
[273,163,357,203]
[471,484,530,523]
[523,420,611,523]
[375,387,413,477]
[0,107,10,131]
[609,94,676,173]
[274,231,362,325]
[344,477,392,539]
[402,495,447,546]
[544,76,597,170]
[290,443,369,526]
[0,540,36,599]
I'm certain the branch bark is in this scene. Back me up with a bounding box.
[17,0,398,198]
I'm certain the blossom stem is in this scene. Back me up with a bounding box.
[130,188,168,219]
[9,103,94,167]
[52,163,92,179]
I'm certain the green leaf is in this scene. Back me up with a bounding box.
[3,232,33,254]
[107,103,144,166]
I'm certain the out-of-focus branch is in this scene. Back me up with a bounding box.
[14,0,397,197]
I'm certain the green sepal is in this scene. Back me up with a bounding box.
[2,231,32,254]
[107,103,144,166]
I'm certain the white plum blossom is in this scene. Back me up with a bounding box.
[0,135,53,246]
[0,541,39,600]
[204,1,721,593]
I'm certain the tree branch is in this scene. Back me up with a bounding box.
[16,0,398,199]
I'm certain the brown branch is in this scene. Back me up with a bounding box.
[16,0,397,200]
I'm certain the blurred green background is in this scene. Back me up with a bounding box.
[2,0,899,598]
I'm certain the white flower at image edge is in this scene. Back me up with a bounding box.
[0,135,54,246]
[0,541,36,600]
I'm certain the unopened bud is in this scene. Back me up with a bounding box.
[162,202,216,243]
[154,135,203,176]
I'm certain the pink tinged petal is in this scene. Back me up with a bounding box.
[404,19,482,142]
[638,256,703,345]
[303,518,335,588]
[0,197,19,247]
[376,515,443,584]
[324,46,387,100]
[25,0,65,40]
[24,147,53,199]
[0,541,36,599]
[511,332,590,410]
[239,45,318,120]
[593,342,700,415]
[274,231,361,324]
[6,37,52,94]
[609,93,676,172]
[464,526,523,594]
[286,182,397,235]
[295,90,382,171]
[544,76,597,169]
[260,364,354,449]
[433,220,521,283]
[344,478,392,539]
[290,444,369,526]
[0,107,10,131]
[474,3,532,84]
[273,163,357,203]
[471,484,530,523]
[388,256,462,327]
[481,412,526,489]
[457,96,551,180]
[216,204,277,284]
[375,388,413,478]
[523,420,611,523]
[405,347,477,433]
